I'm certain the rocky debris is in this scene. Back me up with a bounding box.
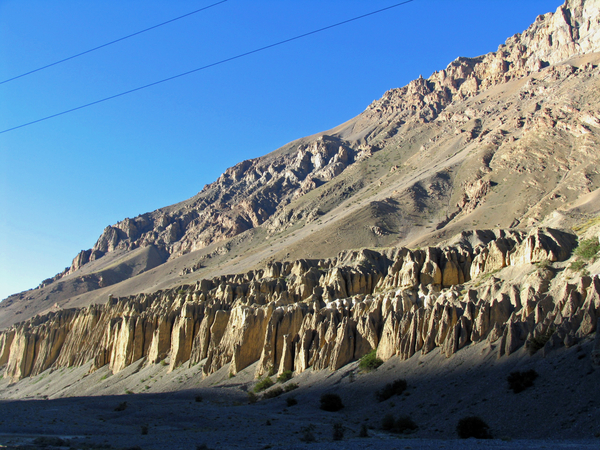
[2,227,597,383]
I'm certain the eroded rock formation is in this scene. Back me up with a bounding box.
[2,227,598,383]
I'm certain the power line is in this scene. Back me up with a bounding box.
[0,0,416,135]
[0,0,228,86]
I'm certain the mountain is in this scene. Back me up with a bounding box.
[0,2,599,443]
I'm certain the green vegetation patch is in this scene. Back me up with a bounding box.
[253,376,274,393]
[358,349,383,371]
[574,238,600,260]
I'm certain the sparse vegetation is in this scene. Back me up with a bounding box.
[320,393,344,412]
[286,396,297,407]
[247,392,258,404]
[527,328,555,355]
[457,416,492,439]
[570,260,587,272]
[332,423,344,441]
[572,215,600,234]
[114,401,128,412]
[376,378,407,402]
[359,423,369,437]
[507,369,538,393]
[574,238,600,259]
[358,349,383,371]
[300,424,316,442]
[284,382,299,392]
[262,386,284,399]
[254,376,274,393]
[277,370,293,383]
[381,414,417,434]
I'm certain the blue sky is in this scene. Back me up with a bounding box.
[0,0,563,300]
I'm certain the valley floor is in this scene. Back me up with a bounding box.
[0,336,598,450]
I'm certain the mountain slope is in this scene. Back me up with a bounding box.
[1,0,600,333]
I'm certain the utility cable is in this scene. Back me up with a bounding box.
[0,0,228,85]
[0,0,415,135]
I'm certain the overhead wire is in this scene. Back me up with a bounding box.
[0,0,416,135]
[0,0,228,85]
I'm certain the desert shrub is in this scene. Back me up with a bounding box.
[376,378,407,402]
[381,414,417,434]
[284,382,299,392]
[527,329,555,355]
[140,424,149,435]
[300,425,316,442]
[457,416,492,439]
[381,414,395,430]
[262,386,284,399]
[574,238,600,259]
[320,393,344,412]
[114,401,128,412]
[570,260,586,272]
[359,423,369,437]
[507,369,538,393]
[247,392,258,404]
[332,423,344,441]
[268,366,276,376]
[393,416,418,434]
[254,376,274,393]
[195,394,203,403]
[359,349,383,371]
[160,359,168,366]
[277,370,293,383]
[286,396,297,407]
[196,444,214,450]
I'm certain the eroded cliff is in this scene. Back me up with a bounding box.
[2,227,598,383]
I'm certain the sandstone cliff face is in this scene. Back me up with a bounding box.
[2,227,597,383]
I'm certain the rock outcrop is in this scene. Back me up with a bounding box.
[2,227,597,383]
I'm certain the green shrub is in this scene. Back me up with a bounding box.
[358,349,383,371]
[286,396,297,407]
[457,416,492,439]
[320,393,344,412]
[277,370,293,383]
[376,378,407,402]
[507,369,538,393]
[247,392,258,404]
[284,382,299,392]
[262,386,284,399]
[332,423,344,441]
[574,238,600,259]
[570,260,586,272]
[253,377,274,393]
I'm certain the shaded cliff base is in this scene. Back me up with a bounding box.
[0,336,599,449]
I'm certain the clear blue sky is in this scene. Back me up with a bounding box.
[0,0,563,300]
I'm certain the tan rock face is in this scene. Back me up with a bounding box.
[2,227,597,383]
